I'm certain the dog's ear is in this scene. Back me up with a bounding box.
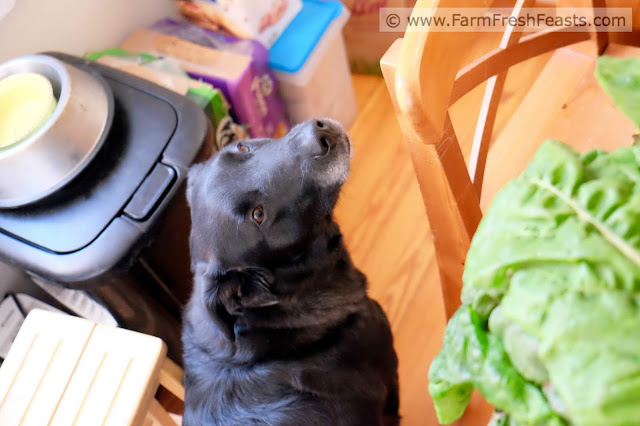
[202,267,279,342]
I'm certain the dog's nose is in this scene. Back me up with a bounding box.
[301,118,345,158]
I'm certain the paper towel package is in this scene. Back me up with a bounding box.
[121,26,290,139]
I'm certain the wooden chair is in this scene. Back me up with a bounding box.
[0,310,185,426]
[381,0,639,423]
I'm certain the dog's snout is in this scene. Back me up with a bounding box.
[300,119,346,158]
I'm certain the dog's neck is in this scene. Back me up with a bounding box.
[187,222,369,364]
[237,223,368,361]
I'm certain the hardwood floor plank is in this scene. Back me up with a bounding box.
[336,75,446,425]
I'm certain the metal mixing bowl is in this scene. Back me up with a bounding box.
[0,54,114,208]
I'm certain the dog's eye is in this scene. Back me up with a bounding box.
[237,142,250,153]
[252,206,265,224]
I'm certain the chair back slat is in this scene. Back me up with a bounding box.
[395,0,479,148]
[452,27,592,105]
[469,0,535,194]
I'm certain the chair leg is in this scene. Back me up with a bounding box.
[147,398,180,426]
[158,357,185,401]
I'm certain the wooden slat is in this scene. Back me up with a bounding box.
[379,38,403,113]
[147,399,179,426]
[451,27,591,105]
[158,358,185,402]
[469,0,535,194]
[593,0,610,53]
[0,310,95,426]
[557,0,610,54]
[51,324,166,426]
[469,74,506,194]
[390,0,484,320]
[395,0,479,146]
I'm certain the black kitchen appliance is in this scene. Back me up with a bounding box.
[0,53,210,361]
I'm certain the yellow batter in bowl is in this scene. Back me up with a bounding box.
[0,72,57,149]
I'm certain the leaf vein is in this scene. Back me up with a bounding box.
[531,178,640,268]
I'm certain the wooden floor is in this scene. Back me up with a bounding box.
[335,75,447,425]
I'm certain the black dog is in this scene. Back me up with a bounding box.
[183,118,399,425]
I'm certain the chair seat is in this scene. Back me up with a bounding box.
[0,309,167,426]
[481,42,640,209]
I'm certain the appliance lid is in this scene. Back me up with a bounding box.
[268,0,343,74]
[0,53,208,287]
[0,67,178,254]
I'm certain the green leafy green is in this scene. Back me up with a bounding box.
[428,308,476,424]
[462,141,640,318]
[596,56,640,130]
[428,306,564,425]
[489,306,548,385]
[429,141,640,425]
[488,412,521,426]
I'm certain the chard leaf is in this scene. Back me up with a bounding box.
[428,307,477,424]
[457,141,640,425]
[489,306,548,385]
[462,141,640,317]
[428,306,564,425]
[596,56,640,130]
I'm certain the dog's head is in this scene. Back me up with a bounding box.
[186,118,352,340]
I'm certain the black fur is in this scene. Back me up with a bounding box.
[183,119,400,425]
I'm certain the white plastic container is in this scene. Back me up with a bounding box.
[269,1,357,129]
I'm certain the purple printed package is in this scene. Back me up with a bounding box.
[121,19,290,138]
